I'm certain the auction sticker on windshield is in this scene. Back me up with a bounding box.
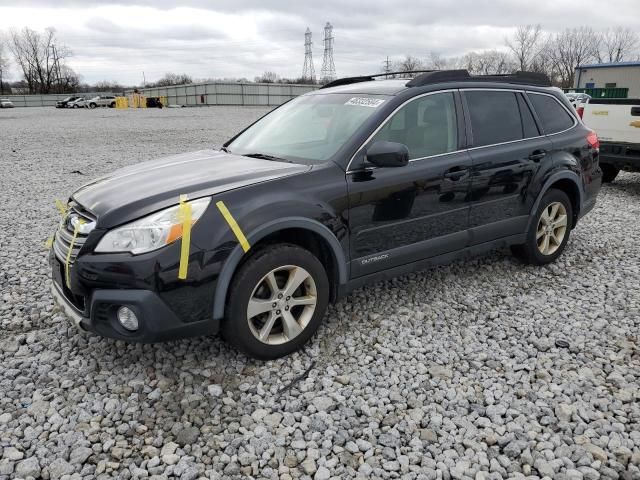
[345,97,385,108]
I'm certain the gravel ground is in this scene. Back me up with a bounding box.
[1,106,639,480]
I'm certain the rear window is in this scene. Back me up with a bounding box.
[466,91,523,147]
[528,93,575,134]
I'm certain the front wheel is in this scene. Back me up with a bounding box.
[222,244,329,360]
[89,103,96,109]
[511,189,573,265]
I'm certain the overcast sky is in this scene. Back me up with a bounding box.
[1,1,638,85]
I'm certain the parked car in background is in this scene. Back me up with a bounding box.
[56,96,82,108]
[67,97,86,109]
[0,98,15,108]
[581,98,640,182]
[87,95,117,108]
[565,92,591,109]
[50,70,603,359]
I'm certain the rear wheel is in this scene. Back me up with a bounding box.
[222,244,329,360]
[89,103,96,109]
[601,164,620,183]
[511,189,573,265]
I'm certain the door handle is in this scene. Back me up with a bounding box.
[529,150,547,162]
[444,168,469,180]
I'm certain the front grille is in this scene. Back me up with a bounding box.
[52,203,96,264]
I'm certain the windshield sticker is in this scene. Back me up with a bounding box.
[345,97,385,108]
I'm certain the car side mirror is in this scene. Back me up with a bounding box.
[366,141,409,168]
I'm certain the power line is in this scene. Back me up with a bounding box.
[320,22,336,83]
[302,27,316,83]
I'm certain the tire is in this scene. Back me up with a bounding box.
[73,104,78,109]
[511,188,573,265]
[222,244,329,360]
[109,102,115,108]
[601,164,620,183]
[89,103,96,109]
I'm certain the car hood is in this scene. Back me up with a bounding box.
[72,149,310,228]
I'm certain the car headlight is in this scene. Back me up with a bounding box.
[95,197,210,254]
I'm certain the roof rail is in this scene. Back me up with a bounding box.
[320,70,435,89]
[406,70,551,87]
[320,69,552,90]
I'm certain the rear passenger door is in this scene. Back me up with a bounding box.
[462,89,552,244]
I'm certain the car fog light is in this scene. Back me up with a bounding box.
[117,306,139,331]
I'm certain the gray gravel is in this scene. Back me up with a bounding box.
[1,106,639,480]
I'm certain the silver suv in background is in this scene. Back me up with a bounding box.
[87,95,117,108]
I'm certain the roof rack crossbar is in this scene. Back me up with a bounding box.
[320,70,435,89]
[320,69,552,90]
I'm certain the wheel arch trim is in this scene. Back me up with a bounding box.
[212,217,347,320]
[527,170,582,232]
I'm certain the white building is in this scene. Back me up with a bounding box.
[574,61,640,98]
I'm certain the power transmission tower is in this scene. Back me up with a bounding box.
[382,56,392,78]
[320,22,336,83]
[302,28,316,83]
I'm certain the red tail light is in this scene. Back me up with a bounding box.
[577,106,584,118]
[587,131,599,150]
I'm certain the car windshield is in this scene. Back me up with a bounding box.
[227,93,390,164]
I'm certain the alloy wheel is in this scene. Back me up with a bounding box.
[247,265,317,345]
[536,201,568,256]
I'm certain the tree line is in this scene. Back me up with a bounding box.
[390,25,639,88]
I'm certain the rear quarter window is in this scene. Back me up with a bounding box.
[528,93,576,134]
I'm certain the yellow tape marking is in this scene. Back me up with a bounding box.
[65,219,84,288]
[178,195,193,280]
[55,199,69,216]
[630,121,640,128]
[216,201,250,253]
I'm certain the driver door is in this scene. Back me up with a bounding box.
[346,91,473,277]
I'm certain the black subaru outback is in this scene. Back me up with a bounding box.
[50,70,602,359]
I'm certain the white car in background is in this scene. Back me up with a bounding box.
[86,95,117,108]
[0,98,15,108]
[67,97,86,108]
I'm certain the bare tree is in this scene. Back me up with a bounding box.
[151,72,193,87]
[395,55,423,76]
[460,50,516,75]
[545,27,598,88]
[256,71,280,83]
[506,24,543,71]
[0,38,9,95]
[597,27,639,63]
[9,27,71,94]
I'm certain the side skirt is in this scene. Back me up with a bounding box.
[337,233,526,298]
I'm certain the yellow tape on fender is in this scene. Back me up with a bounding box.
[216,201,250,253]
[65,219,84,288]
[177,195,192,280]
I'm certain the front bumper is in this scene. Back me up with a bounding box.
[50,276,220,343]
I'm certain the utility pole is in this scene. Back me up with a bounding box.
[320,22,336,83]
[142,71,146,88]
[302,28,316,84]
[382,56,392,78]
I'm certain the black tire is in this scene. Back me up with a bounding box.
[89,103,96,109]
[222,244,329,360]
[601,164,620,183]
[511,188,573,265]
[109,102,116,108]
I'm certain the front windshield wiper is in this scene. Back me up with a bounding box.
[243,152,294,163]
[220,146,231,153]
